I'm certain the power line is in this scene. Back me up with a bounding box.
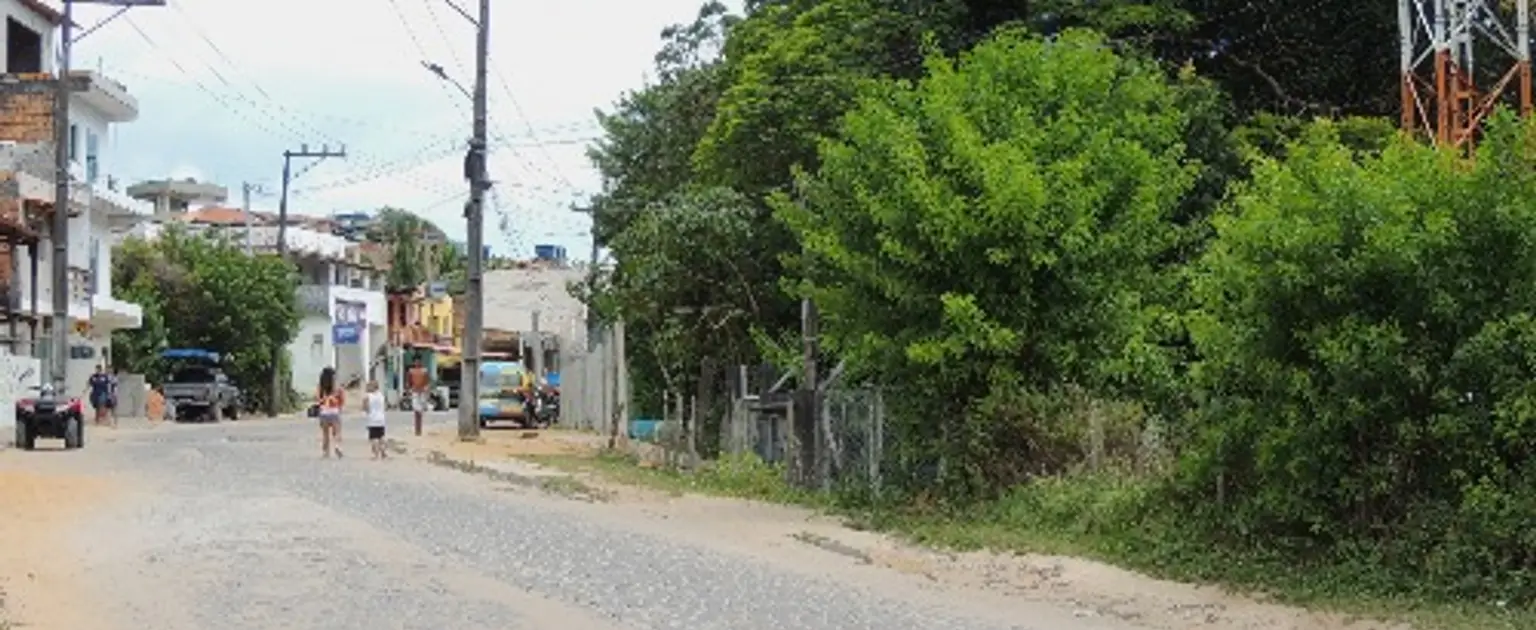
[386,0,469,118]
[418,0,470,80]
[156,1,454,141]
[122,16,300,143]
[132,8,468,201]
[293,139,463,195]
[488,62,579,191]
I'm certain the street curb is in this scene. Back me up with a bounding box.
[384,437,611,502]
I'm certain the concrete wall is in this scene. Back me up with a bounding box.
[483,266,588,349]
[289,314,330,396]
[0,351,41,438]
[114,372,146,418]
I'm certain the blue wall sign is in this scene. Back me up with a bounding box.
[332,322,362,345]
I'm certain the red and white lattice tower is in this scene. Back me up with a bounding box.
[1400,0,1532,150]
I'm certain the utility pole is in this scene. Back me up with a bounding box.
[266,144,345,417]
[799,299,822,488]
[530,309,542,383]
[241,182,265,255]
[49,0,75,389]
[572,204,599,349]
[45,0,162,389]
[459,0,492,440]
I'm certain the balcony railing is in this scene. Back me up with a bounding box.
[296,284,329,316]
[391,325,455,349]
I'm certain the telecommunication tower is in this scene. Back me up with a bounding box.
[1399,0,1532,150]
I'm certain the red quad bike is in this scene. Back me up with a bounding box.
[14,383,85,450]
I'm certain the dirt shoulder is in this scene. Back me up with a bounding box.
[0,460,120,630]
[398,428,1411,630]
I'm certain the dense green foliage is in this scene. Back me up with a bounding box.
[1186,115,1536,603]
[112,228,301,411]
[778,29,1197,495]
[580,0,1536,619]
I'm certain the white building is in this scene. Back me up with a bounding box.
[0,0,146,410]
[483,263,590,373]
[123,209,389,393]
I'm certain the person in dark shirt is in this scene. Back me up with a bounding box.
[87,364,115,428]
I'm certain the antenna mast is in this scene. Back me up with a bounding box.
[1401,0,1532,151]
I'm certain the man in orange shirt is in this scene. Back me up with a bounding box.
[406,359,430,436]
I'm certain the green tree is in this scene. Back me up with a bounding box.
[1184,114,1536,603]
[435,242,467,294]
[777,28,1200,496]
[374,207,428,290]
[587,2,734,243]
[111,227,301,411]
[598,186,779,417]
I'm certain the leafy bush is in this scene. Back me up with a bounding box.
[1185,114,1536,603]
[777,28,1203,498]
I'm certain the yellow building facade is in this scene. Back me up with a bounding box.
[421,295,456,345]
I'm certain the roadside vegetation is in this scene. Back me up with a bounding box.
[110,227,301,412]
[569,2,1536,629]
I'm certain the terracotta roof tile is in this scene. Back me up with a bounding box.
[180,206,264,226]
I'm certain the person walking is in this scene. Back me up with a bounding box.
[316,367,345,458]
[406,359,430,436]
[86,364,114,427]
[363,380,388,459]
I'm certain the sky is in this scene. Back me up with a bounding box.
[62,0,735,259]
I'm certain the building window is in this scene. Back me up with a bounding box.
[88,238,99,296]
[68,124,77,162]
[85,131,99,183]
[5,19,41,74]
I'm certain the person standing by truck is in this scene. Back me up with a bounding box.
[407,359,430,436]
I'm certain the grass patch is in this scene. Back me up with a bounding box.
[530,449,1530,630]
[528,450,828,505]
[862,474,1533,630]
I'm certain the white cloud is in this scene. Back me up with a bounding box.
[53,0,736,258]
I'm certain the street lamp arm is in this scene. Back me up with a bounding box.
[423,60,473,100]
[443,0,477,26]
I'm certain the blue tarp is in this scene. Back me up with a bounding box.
[160,349,220,362]
[629,418,661,441]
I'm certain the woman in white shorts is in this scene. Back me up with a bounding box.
[316,367,344,458]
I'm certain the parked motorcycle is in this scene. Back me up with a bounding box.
[536,387,560,426]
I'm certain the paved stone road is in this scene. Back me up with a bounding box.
[2,412,1133,630]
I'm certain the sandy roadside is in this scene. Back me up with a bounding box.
[0,459,119,630]
[403,427,1410,630]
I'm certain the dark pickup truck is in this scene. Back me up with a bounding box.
[160,349,241,422]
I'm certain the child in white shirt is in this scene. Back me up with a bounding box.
[364,380,389,459]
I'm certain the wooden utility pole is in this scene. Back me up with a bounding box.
[267,144,345,417]
[241,181,266,255]
[797,298,821,487]
[47,0,165,387]
[453,0,493,441]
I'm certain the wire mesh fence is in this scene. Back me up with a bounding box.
[821,387,885,495]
